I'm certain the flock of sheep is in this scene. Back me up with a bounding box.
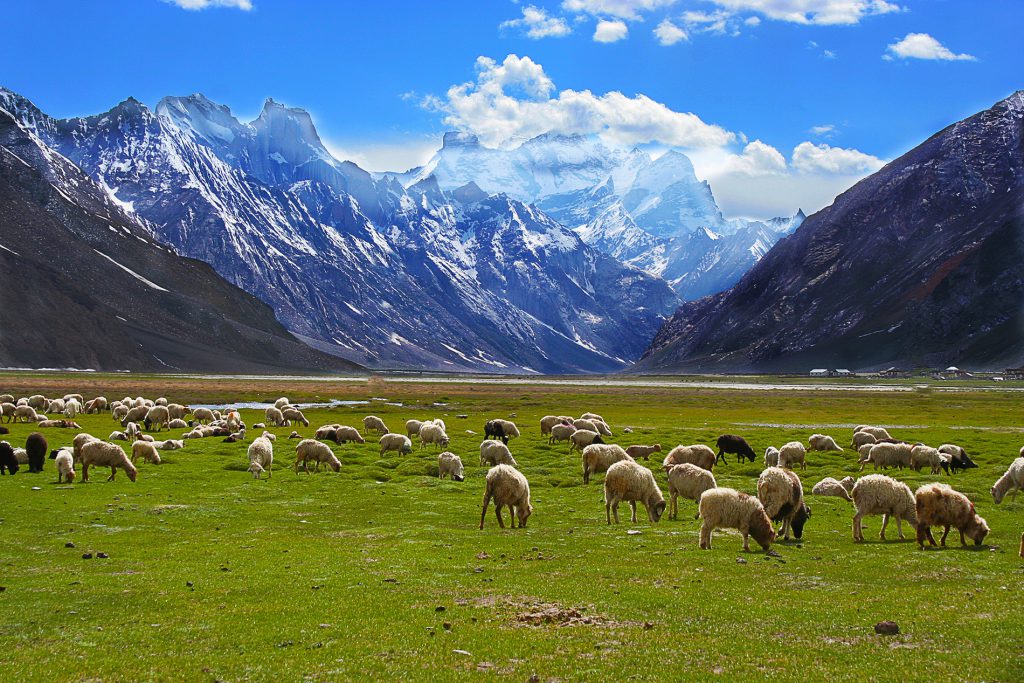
[2,392,1023,557]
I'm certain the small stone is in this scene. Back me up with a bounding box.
[874,621,900,635]
[0,586,6,593]
[435,606,446,612]
[96,552,109,559]
[82,553,93,560]
[65,542,75,548]
[453,649,472,656]
[473,567,484,573]
[475,551,489,560]
[312,585,322,590]
[627,529,642,535]
[186,581,194,588]
[319,623,331,629]
[643,621,654,630]
[383,577,398,583]
[31,486,41,491]
[736,558,747,564]
[443,622,452,631]
[529,675,541,683]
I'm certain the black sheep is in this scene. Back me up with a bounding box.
[947,447,978,474]
[716,434,756,465]
[0,441,18,475]
[26,432,47,473]
[484,419,510,444]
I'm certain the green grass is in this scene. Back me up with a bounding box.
[1,377,1022,681]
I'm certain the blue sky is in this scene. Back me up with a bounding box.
[2,0,1020,217]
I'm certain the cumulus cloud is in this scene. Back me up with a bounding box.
[593,19,629,42]
[654,19,688,45]
[425,54,735,149]
[792,141,886,174]
[721,140,789,176]
[809,124,836,138]
[500,6,572,39]
[562,0,677,21]
[164,0,252,9]
[885,33,977,61]
[706,0,901,25]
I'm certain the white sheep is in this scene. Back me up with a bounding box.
[294,439,341,473]
[363,415,389,435]
[581,444,632,484]
[479,440,518,467]
[580,412,605,423]
[63,399,82,419]
[334,426,364,444]
[282,407,309,427]
[859,442,912,471]
[854,426,892,441]
[437,452,464,481]
[661,444,716,472]
[851,474,917,542]
[757,467,810,540]
[153,439,184,451]
[604,459,665,524]
[625,444,661,461]
[166,404,189,420]
[479,464,532,529]
[591,420,613,437]
[811,477,853,502]
[569,430,603,453]
[573,418,599,432]
[247,436,274,479]
[80,441,138,482]
[909,444,943,474]
[764,446,780,467]
[131,441,162,465]
[379,433,413,456]
[419,422,450,450]
[406,419,424,437]
[991,457,1024,504]
[548,423,576,445]
[915,483,990,548]
[54,449,75,483]
[168,418,188,429]
[808,434,843,452]
[14,405,38,423]
[274,397,291,410]
[540,415,569,435]
[851,431,877,449]
[47,398,65,413]
[144,405,170,431]
[666,463,717,520]
[698,488,776,552]
[778,441,806,470]
[193,408,215,424]
[263,407,286,427]
[72,433,99,463]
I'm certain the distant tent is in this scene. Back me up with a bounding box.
[809,369,828,377]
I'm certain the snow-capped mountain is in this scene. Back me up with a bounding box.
[1,88,677,373]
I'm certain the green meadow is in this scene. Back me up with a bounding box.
[0,374,1022,681]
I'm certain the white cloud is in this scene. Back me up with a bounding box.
[325,138,440,174]
[705,0,901,25]
[562,0,677,21]
[500,6,572,39]
[792,141,886,174]
[164,0,252,9]
[722,140,788,176]
[654,19,687,45]
[682,10,733,34]
[593,19,629,42]
[425,54,735,149]
[809,124,836,137]
[885,33,977,62]
[744,15,761,26]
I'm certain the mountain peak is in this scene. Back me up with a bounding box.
[441,131,480,149]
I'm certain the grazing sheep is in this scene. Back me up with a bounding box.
[153,439,184,450]
[572,418,599,433]
[604,459,666,524]
[811,477,853,502]
[121,405,148,427]
[1,402,16,422]
[909,444,943,474]
[778,441,807,470]
[379,433,413,456]
[112,405,129,423]
[166,404,189,420]
[14,405,38,423]
[124,421,141,442]
[484,419,520,444]
[334,426,364,444]
[131,441,162,465]
[437,452,464,481]
[808,434,843,453]
[991,457,1024,504]
[662,444,716,472]
[25,432,47,473]
[757,467,810,540]
[548,423,576,445]
[274,397,291,410]
[915,483,990,548]
[55,449,75,483]
[0,394,13,403]
[63,399,82,418]
[168,418,188,429]
[72,433,99,463]
[855,425,892,440]
[582,444,632,484]
[264,407,287,427]
[479,464,532,529]
[698,488,776,552]
[938,444,978,474]
[479,440,518,468]
[144,405,170,432]
[540,415,571,435]
[859,442,912,472]
[419,422,450,450]
[294,439,341,473]
[28,394,47,410]
[591,420,613,437]
[315,425,339,442]
[625,444,661,461]
[363,415,389,435]
[569,430,604,453]
[193,408,215,424]
[764,447,780,467]
[0,441,19,475]
[666,463,717,520]
[47,398,66,413]
[580,412,605,423]
[715,434,757,465]
[851,431,878,449]
[247,436,274,479]
[282,407,309,428]
[406,419,424,437]
[80,441,138,482]
[851,474,917,542]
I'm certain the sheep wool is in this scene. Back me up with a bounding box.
[247,436,274,479]
[808,434,843,452]
[604,459,665,524]
[479,464,532,529]
[55,450,75,483]
[479,440,517,468]
[851,474,916,542]
[778,441,806,470]
[666,463,717,520]
[991,457,1024,504]
[581,444,632,484]
[379,433,413,456]
[915,483,989,548]
[437,452,464,481]
[80,441,138,482]
[811,477,852,502]
[662,444,716,472]
[757,467,810,540]
[294,439,341,473]
[698,487,775,552]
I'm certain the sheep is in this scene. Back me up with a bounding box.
[294,439,341,473]
[193,408,215,424]
[144,405,170,432]
[63,399,82,419]
[0,441,19,475]
[715,434,757,464]
[334,426,364,444]
[419,422,450,450]
[406,419,424,437]
[698,488,776,552]
[661,444,716,472]
[379,433,413,456]
[604,459,666,524]
[47,398,66,413]
[572,418,599,433]
[138,434,155,443]
[14,447,27,464]
[778,441,806,470]
[859,442,912,472]
[28,394,47,410]
[54,449,75,483]
[80,441,138,482]
[581,444,632,484]
[851,431,877,449]
[112,405,129,423]
[479,464,532,529]
[548,423,576,445]
[153,440,184,450]
[438,452,464,481]
[484,419,520,444]
[72,433,99,463]
[909,444,943,474]
[569,430,603,453]
[264,407,287,427]
[168,418,188,429]
[14,405,38,423]
[764,447,780,467]
[363,415,389,435]
[591,420,613,437]
[625,444,661,461]
[121,405,149,427]
[16,398,27,406]
[0,394,12,403]
[280,407,308,428]
[666,463,717,520]
[851,474,917,542]
[855,425,892,440]
[915,483,990,548]
[25,432,47,472]
[37,419,80,429]
[124,421,141,442]
[938,444,978,474]
[540,415,571,435]
[480,440,518,467]
[247,436,274,479]
[1,402,16,422]
[130,441,162,465]
[811,477,853,502]
[274,397,291,410]
[580,412,605,423]
[166,404,189,420]
[315,425,340,442]
[991,457,1024,504]
[757,467,810,540]
[808,434,843,453]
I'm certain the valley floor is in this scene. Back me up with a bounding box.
[1,374,1022,681]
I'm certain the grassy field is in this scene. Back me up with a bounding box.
[1,374,1022,682]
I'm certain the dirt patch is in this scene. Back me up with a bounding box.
[150,505,189,514]
[515,603,609,627]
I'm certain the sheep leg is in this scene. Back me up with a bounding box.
[895,516,906,540]
[669,492,677,520]
[107,466,116,482]
[781,518,791,540]
[605,497,612,524]
[82,463,89,482]
[699,523,712,550]
[879,514,890,540]
[495,504,505,529]
[582,464,590,485]
[852,513,862,542]
[629,501,638,524]
[715,450,725,465]
[958,529,967,546]
[940,526,951,546]
[742,533,750,552]
[478,493,492,530]
[510,506,518,529]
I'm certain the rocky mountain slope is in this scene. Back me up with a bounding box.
[635,91,1024,373]
[0,106,357,373]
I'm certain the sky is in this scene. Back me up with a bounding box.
[2,0,1020,218]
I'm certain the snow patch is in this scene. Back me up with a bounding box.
[92,250,169,291]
